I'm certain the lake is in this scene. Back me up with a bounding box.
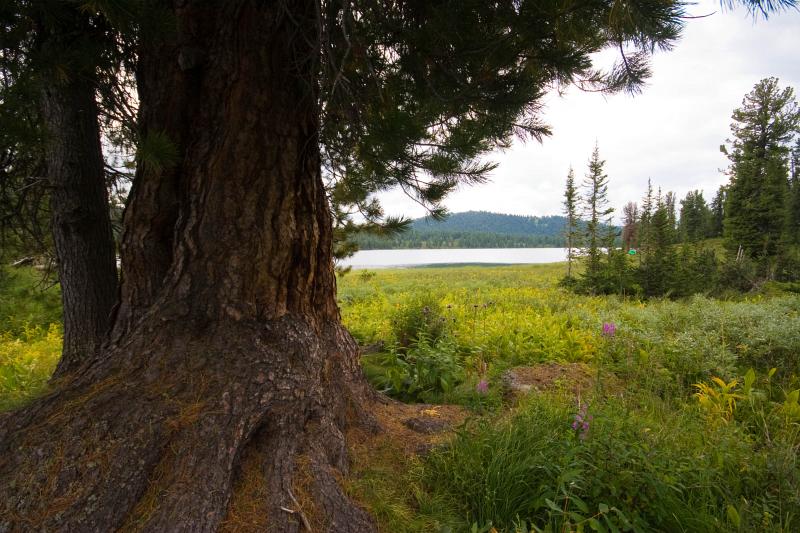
[340,248,568,269]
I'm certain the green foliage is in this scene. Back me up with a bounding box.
[0,266,62,410]
[5,261,800,529]
[724,78,799,259]
[320,0,689,255]
[136,130,179,173]
[354,230,564,250]
[390,295,449,348]
[0,0,137,263]
[579,145,616,294]
[709,185,727,239]
[341,265,800,403]
[563,168,581,279]
[411,212,570,237]
[671,245,721,297]
[419,392,797,532]
[363,335,466,403]
[788,140,800,245]
[637,197,679,297]
[694,376,744,424]
[353,211,571,250]
[679,190,712,242]
[776,246,800,281]
[0,266,61,334]
[0,324,61,410]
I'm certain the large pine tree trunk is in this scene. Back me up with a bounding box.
[0,2,377,531]
[38,12,119,378]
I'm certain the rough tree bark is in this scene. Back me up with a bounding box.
[0,1,377,531]
[37,10,119,378]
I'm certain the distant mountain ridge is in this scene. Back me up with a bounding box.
[353,210,569,249]
[411,211,567,236]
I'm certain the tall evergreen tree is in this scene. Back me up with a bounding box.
[787,139,800,244]
[562,166,581,279]
[679,190,711,242]
[723,78,799,258]
[638,178,655,254]
[709,185,727,238]
[639,196,678,297]
[664,190,679,244]
[580,145,615,292]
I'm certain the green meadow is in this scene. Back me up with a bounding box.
[338,264,800,532]
[3,263,800,531]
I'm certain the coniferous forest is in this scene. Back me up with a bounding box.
[564,78,800,298]
[353,212,571,249]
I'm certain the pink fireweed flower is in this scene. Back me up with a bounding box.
[573,401,592,440]
[476,379,489,394]
[602,322,616,337]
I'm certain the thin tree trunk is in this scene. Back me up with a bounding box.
[38,13,119,378]
[1,2,377,531]
[109,16,190,341]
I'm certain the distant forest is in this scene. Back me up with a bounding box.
[352,211,570,249]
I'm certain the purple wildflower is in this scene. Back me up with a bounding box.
[572,401,591,440]
[476,379,489,394]
[602,322,616,337]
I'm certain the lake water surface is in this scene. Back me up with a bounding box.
[341,248,567,269]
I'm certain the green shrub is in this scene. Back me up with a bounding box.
[362,334,465,403]
[390,295,449,347]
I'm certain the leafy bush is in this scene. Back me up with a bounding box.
[718,255,759,293]
[390,295,449,347]
[362,334,465,403]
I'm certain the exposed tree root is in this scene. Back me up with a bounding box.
[0,315,378,532]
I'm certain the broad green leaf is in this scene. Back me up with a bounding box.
[726,505,741,528]
[588,518,607,532]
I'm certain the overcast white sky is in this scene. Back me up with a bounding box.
[378,0,800,223]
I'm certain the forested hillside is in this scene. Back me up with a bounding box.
[413,211,566,235]
[354,211,569,249]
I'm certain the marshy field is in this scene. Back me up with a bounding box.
[2,263,800,532]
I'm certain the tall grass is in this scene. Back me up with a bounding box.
[419,392,797,532]
[339,264,800,532]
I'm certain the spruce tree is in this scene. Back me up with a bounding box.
[638,197,678,297]
[709,185,727,238]
[723,78,799,259]
[638,178,655,254]
[664,190,679,244]
[562,166,581,280]
[679,190,711,242]
[580,145,615,293]
[787,139,800,245]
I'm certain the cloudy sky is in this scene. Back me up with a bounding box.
[379,0,800,223]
